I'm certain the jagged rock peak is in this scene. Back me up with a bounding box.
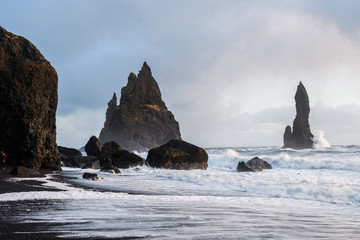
[283,82,314,149]
[99,62,181,152]
[120,61,162,106]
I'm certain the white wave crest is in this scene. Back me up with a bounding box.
[313,130,331,150]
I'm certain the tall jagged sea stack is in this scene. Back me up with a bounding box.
[0,26,60,170]
[99,62,181,152]
[283,82,314,149]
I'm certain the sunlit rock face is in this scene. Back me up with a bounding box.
[0,26,60,170]
[283,82,314,149]
[99,62,181,152]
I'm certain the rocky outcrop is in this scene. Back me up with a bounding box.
[283,82,314,149]
[0,26,60,170]
[146,139,208,170]
[101,141,122,155]
[236,157,272,172]
[108,150,144,169]
[58,146,82,158]
[83,136,143,169]
[99,62,181,152]
[85,136,103,157]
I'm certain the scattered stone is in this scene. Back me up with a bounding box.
[237,157,272,172]
[146,139,208,170]
[0,26,60,170]
[85,136,103,157]
[99,62,181,152]
[10,166,41,176]
[82,172,98,181]
[283,82,314,149]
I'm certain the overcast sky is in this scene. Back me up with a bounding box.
[1,0,360,148]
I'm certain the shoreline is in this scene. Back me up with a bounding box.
[0,168,68,239]
[0,167,63,194]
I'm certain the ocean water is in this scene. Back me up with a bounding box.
[1,145,360,239]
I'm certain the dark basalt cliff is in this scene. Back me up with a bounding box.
[283,82,314,149]
[0,26,60,170]
[99,62,181,152]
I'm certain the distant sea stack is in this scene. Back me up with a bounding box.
[283,82,314,149]
[99,62,181,152]
[0,26,60,170]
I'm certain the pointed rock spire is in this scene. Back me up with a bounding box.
[283,82,314,149]
[99,62,181,152]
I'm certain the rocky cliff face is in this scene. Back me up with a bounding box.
[283,82,314,149]
[0,26,60,170]
[99,62,181,152]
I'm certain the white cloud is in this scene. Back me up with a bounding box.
[56,108,106,148]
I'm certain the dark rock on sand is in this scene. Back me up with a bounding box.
[62,156,100,169]
[99,62,181,152]
[100,157,121,173]
[108,150,144,169]
[85,136,103,157]
[82,172,98,181]
[237,157,272,172]
[58,146,82,158]
[101,141,122,155]
[283,82,314,149]
[0,26,60,170]
[10,166,41,176]
[146,139,208,170]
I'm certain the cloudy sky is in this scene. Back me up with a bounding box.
[1,0,360,148]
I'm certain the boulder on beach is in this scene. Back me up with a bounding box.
[237,157,272,172]
[99,62,181,152]
[101,141,122,155]
[100,157,121,173]
[10,166,41,176]
[146,139,208,170]
[283,82,314,149]
[108,150,144,169]
[0,26,60,170]
[85,136,103,157]
[58,146,82,158]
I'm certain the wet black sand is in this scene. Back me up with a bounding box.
[0,168,141,239]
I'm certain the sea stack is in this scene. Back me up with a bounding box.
[99,62,181,152]
[0,26,60,170]
[283,82,314,149]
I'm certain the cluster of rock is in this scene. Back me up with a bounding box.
[99,62,181,152]
[283,82,314,149]
[59,135,144,173]
[0,26,60,170]
[60,137,208,173]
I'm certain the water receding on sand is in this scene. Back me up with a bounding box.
[1,145,360,239]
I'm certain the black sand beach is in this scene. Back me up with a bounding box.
[0,167,63,239]
[0,168,140,239]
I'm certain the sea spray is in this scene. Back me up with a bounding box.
[313,130,331,149]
